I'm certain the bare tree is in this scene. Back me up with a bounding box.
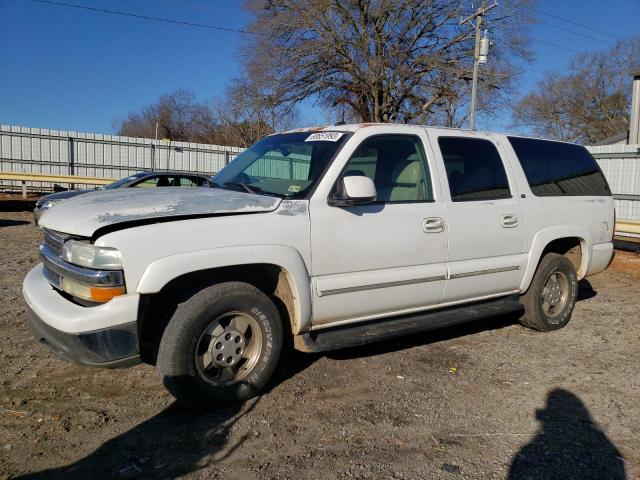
[115,90,216,142]
[512,36,640,144]
[210,74,302,147]
[239,0,534,125]
[113,88,293,146]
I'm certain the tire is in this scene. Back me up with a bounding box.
[519,253,578,332]
[157,281,283,407]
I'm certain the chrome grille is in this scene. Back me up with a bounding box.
[42,228,67,257]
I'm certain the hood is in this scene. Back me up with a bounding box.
[37,189,92,204]
[38,187,282,237]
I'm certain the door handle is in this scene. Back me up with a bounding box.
[501,214,519,228]
[423,217,445,233]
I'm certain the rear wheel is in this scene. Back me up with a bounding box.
[519,253,578,331]
[157,281,283,407]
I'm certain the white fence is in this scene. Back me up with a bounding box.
[587,143,640,221]
[0,125,244,191]
[1,124,638,222]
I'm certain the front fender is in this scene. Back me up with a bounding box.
[135,245,312,333]
[520,226,591,292]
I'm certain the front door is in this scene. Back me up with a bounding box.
[309,131,449,328]
[427,132,526,303]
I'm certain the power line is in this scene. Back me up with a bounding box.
[533,8,624,40]
[531,37,584,55]
[29,2,598,62]
[31,0,261,35]
[538,19,615,46]
[154,0,243,19]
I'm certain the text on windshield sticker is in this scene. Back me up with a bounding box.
[305,132,344,142]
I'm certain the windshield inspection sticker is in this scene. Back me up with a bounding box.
[288,185,301,193]
[305,132,344,142]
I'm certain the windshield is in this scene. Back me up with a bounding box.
[103,173,147,189]
[212,131,350,198]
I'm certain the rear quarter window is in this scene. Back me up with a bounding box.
[508,137,611,196]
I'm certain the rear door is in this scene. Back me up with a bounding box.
[426,131,526,302]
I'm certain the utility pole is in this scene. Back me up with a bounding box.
[460,1,497,130]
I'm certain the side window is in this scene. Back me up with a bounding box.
[342,135,433,203]
[507,137,611,196]
[132,176,162,188]
[438,137,511,201]
[178,176,201,187]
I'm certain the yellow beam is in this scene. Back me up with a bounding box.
[0,171,114,186]
[616,219,640,236]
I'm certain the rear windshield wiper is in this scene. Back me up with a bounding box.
[223,182,262,194]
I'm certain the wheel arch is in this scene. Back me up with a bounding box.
[520,227,590,293]
[135,246,311,364]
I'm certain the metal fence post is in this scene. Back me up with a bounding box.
[150,143,155,171]
[224,150,230,166]
[67,136,75,189]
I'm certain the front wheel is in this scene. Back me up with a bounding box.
[157,281,283,407]
[519,253,578,332]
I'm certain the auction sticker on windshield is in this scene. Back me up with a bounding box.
[305,132,344,142]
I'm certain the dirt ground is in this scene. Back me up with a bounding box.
[1,208,639,480]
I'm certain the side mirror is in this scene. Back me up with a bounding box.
[330,175,377,207]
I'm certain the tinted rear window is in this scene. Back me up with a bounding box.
[438,137,511,201]
[508,137,610,196]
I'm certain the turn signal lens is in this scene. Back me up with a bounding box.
[60,277,125,303]
[89,286,126,303]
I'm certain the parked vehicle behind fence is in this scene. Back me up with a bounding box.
[33,171,213,223]
[23,124,614,407]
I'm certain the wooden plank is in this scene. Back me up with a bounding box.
[0,171,114,185]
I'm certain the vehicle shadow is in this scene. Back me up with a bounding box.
[0,200,36,212]
[16,396,252,480]
[325,312,520,361]
[14,293,602,479]
[577,278,597,302]
[508,388,627,480]
[15,354,316,480]
[0,218,31,227]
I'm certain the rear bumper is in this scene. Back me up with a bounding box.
[23,264,141,368]
[586,242,614,276]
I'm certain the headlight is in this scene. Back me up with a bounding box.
[61,240,123,270]
[37,200,57,210]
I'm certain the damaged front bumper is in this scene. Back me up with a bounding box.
[23,264,141,368]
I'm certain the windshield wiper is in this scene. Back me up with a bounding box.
[223,181,262,194]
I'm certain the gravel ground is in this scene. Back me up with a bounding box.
[1,208,639,480]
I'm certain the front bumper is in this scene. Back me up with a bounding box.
[26,305,140,367]
[23,264,141,368]
[33,206,44,225]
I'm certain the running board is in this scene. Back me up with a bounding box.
[293,295,523,353]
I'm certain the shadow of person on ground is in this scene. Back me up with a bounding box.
[508,388,627,480]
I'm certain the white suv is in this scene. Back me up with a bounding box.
[23,124,615,406]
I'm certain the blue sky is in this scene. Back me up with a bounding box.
[0,0,638,136]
